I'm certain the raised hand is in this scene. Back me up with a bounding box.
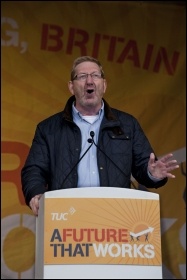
[148,153,179,179]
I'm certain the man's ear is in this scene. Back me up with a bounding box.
[68,81,74,96]
[103,79,107,94]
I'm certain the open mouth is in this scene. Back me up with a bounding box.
[86,89,94,94]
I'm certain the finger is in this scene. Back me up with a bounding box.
[166,164,179,172]
[32,205,39,216]
[166,160,179,167]
[34,196,40,207]
[29,203,37,216]
[165,172,176,179]
[160,153,174,163]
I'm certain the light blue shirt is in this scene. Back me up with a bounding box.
[72,102,104,187]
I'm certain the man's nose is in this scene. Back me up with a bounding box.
[86,74,94,82]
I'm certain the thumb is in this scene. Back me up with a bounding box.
[149,152,155,164]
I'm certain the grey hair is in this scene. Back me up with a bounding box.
[70,56,105,81]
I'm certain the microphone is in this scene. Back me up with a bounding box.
[89,131,137,189]
[60,137,94,188]
[88,131,95,143]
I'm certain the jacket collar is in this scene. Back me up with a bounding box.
[63,96,118,122]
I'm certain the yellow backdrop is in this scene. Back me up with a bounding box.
[1,1,186,279]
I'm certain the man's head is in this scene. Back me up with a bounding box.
[68,56,107,116]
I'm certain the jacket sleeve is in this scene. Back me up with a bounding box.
[131,118,168,188]
[21,125,50,206]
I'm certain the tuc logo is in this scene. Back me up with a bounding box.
[51,212,68,221]
[51,207,76,221]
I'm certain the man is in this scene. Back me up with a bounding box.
[21,56,179,216]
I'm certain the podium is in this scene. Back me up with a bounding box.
[35,187,163,279]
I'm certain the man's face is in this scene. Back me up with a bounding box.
[68,61,107,114]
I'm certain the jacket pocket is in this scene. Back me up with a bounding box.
[107,131,131,154]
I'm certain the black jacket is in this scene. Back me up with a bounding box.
[21,96,167,206]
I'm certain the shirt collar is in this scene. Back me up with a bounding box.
[72,100,104,121]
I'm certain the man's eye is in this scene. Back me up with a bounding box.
[80,75,86,79]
